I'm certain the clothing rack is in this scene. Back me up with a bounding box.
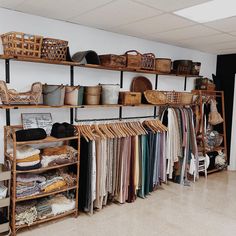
[74,115,157,123]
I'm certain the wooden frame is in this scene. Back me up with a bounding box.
[4,125,80,235]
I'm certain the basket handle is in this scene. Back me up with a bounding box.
[65,85,80,93]
[43,84,64,95]
[143,53,155,58]
[125,50,141,56]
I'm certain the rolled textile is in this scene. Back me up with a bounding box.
[16,162,42,171]
[16,154,40,163]
[8,145,40,160]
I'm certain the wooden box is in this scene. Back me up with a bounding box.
[124,50,142,69]
[119,92,141,105]
[99,54,126,68]
[155,58,171,73]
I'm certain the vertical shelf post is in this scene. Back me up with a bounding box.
[184,76,187,91]
[70,65,74,124]
[154,74,159,118]
[5,59,10,126]
[119,71,123,119]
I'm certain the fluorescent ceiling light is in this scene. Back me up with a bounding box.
[174,0,236,23]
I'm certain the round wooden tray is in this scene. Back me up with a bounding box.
[131,76,152,93]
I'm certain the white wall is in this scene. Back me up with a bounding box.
[229,75,236,170]
[0,8,217,163]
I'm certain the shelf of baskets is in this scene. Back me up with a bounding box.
[0,166,11,234]
[4,125,80,235]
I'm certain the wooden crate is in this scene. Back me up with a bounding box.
[99,54,126,68]
[119,92,141,105]
[124,50,142,69]
[155,58,171,73]
[141,53,155,70]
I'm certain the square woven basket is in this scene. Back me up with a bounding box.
[1,31,43,58]
[41,38,68,61]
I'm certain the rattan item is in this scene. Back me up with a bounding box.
[41,38,68,61]
[180,92,193,105]
[141,53,155,70]
[131,76,152,93]
[1,31,43,58]
[173,60,192,75]
[124,50,142,69]
[144,90,181,105]
[0,80,42,105]
[155,58,172,73]
[99,54,126,68]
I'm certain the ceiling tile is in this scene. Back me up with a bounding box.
[179,33,236,47]
[132,0,210,12]
[205,16,236,33]
[12,0,114,20]
[150,25,220,41]
[0,0,25,8]
[114,13,195,36]
[69,0,162,29]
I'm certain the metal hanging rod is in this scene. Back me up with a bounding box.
[74,115,157,123]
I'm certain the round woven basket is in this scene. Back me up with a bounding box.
[180,92,193,105]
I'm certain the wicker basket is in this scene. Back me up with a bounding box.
[180,92,193,105]
[124,50,142,69]
[141,53,155,70]
[119,92,141,105]
[0,80,42,105]
[144,90,181,105]
[41,38,68,61]
[1,31,43,58]
[155,58,171,73]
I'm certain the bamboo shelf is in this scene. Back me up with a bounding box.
[16,209,77,230]
[4,126,80,235]
[16,185,77,202]
[0,54,202,77]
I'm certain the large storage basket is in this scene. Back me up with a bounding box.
[41,38,68,61]
[173,60,192,75]
[0,80,42,105]
[43,84,65,106]
[124,50,142,69]
[99,54,126,68]
[144,90,181,105]
[64,85,81,106]
[84,86,101,105]
[1,31,43,58]
[180,92,193,105]
[155,58,172,73]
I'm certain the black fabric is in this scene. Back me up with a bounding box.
[16,162,42,171]
[78,138,90,211]
[16,128,47,142]
[66,47,72,61]
[0,212,8,224]
[50,122,75,138]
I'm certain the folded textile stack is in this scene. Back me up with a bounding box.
[47,194,75,216]
[15,200,37,226]
[16,174,46,198]
[41,145,78,167]
[39,176,66,193]
[8,145,41,170]
[36,199,53,219]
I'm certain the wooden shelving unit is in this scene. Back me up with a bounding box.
[4,125,80,235]
[0,167,11,235]
[193,90,227,174]
[0,54,201,125]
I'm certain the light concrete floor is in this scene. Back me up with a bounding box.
[18,171,236,236]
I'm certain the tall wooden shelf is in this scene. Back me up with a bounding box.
[192,90,227,174]
[4,125,80,235]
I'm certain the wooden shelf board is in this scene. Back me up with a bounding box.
[0,103,195,110]
[15,161,78,174]
[16,135,78,145]
[0,55,202,77]
[16,209,76,230]
[15,185,77,202]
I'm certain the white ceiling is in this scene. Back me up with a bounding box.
[1,0,236,54]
